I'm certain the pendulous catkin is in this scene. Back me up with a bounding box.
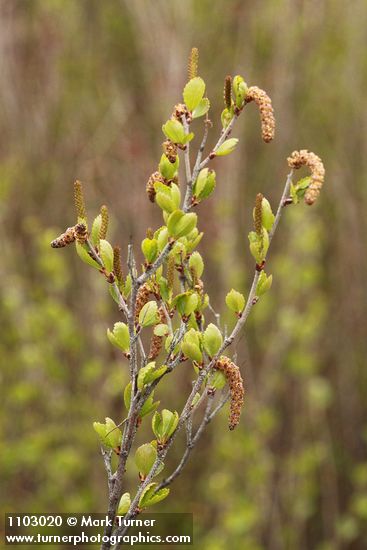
[148,306,166,360]
[245,86,275,143]
[287,149,325,205]
[213,356,245,430]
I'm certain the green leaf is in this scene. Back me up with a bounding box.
[99,239,114,272]
[183,77,206,111]
[135,443,157,478]
[155,192,176,214]
[139,301,159,327]
[124,382,132,410]
[215,138,239,156]
[117,493,131,515]
[139,483,170,509]
[189,251,204,278]
[158,154,179,180]
[95,417,121,450]
[192,97,210,119]
[256,271,273,296]
[154,324,169,337]
[225,289,245,313]
[141,238,159,263]
[107,322,130,352]
[162,119,186,144]
[167,210,197,239]
[90,214,102,246]
[75,241,100,270]
[203,323,223,357]
[140,395,160,418]
[209,369,227,390]
[233,75,248,108]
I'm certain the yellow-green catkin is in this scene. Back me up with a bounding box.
[74,180,86,222]
[113,246,124,287]
[254,193,263,235]
[224,75,232,109]
[188,47,199,80]
[99,205,109,240]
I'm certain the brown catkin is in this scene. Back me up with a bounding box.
[51,226,77,248]
[99,205,109,240]
[74,180,87,221]
[287,150,325,205]
[172,103,189,122]
[214,356,245,430]
[188,47,199,80]
[245,86,275,143]
[254,193,263,235]
[162,140,178,163]
[113,246,124,287]
[148,306,166,360]
[74,222,88,244]
[224,75,232,109]
[135,283,152,324]
[146,171,166,203]
[166,253,175,291]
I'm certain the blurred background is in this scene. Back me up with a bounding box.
[1,1,367,549]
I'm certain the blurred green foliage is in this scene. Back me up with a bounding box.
[1,0,367,548]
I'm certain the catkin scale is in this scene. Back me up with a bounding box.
[287,150,325,205]
[245,86,275,143]
[213,357,245,430]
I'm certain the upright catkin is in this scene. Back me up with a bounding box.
[113,246,124,287]
[99,205,109,240]
[254,193,263,235]
[245,86,275,143]
[224,76,232,109]
[287,149,325,205]
[213,356,245,430]
[74,180,87,222]
[135,283,153,324]
[188,47,199,80]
